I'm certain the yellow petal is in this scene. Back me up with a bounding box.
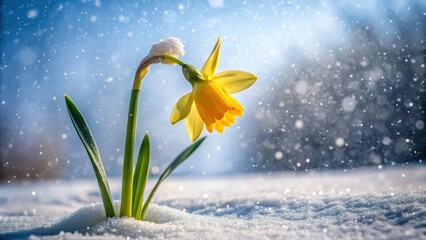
[170,93,193,124]
[213,70,258,94]
[192,81,245,135]
[185,103,205,141]
[214,122,225,133]
[206,123,213,133]
[193,81,227,125]
[201,37,221,80]
[226,93,245,116]
[225,112,236,123]
[220,113,234,126]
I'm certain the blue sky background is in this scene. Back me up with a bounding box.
[1,0,425,179]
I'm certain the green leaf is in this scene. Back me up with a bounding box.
[132,134,150,220]
[140,136,207,220]
[64,95,115,218]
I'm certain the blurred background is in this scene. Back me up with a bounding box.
[1,0,425,181]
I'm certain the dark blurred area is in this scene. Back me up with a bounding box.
[0,131,66,181]
[245,26,425,171]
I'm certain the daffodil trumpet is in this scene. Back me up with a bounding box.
[65,37,256,220]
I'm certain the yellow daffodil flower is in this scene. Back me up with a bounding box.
[170,37,258,141]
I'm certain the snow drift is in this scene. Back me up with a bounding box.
[1,165,425,239]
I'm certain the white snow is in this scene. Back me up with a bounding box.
[294,80,309,95]
[208,0,224,8]
[335,137,345,147]
[416,120,425,129]
[27,9,39,19]
[341,97,357,113]
[1,165,425,239]
[148,37,185,59]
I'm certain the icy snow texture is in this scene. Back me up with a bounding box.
[148,37,185,59]
[0,166,425,239]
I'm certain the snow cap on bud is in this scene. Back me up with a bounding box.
[148,37,185,64]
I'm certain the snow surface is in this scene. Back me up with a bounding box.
[1,165,425,239]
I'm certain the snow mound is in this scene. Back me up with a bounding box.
[2,194,426,240]
[0,201,192,239]
[1,166,425,239]
[148,37,185,58]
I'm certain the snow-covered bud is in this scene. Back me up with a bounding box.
[134,37,186,89]
[148,37,185,64]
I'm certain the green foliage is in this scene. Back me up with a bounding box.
[64,95,115,218]
[132,134,150,220]
[66,94,206,220]
[140,136,207,220]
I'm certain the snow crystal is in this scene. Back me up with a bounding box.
[294,80,308,94]
[274,151,283,160]
[18,48,38,67]
[416,120,424,129]
[27,9,39,19]
[294,120,304,129]
[341,97,357,112]
[335,137,345,147]
[148,37,185,59]
[208,0,224,8]
[382,136,392,145]
[90,15,97,22]
[151,166,159,174]
[368,152,382,164]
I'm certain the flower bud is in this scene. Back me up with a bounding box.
[148,37,185,64]
[182,64,204,84]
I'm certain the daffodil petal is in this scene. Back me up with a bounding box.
[206,123,213,133]
[170,93,193,124]
[201,37,221,80]
[213,70,258,94]
[225,112,236,123]
[185,103,204,141]
[214,122,225,133]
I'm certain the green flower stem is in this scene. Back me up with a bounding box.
[133,54,185,89]
[162,54,185,66]
[120,89,140,217]
[121,53,186,217]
